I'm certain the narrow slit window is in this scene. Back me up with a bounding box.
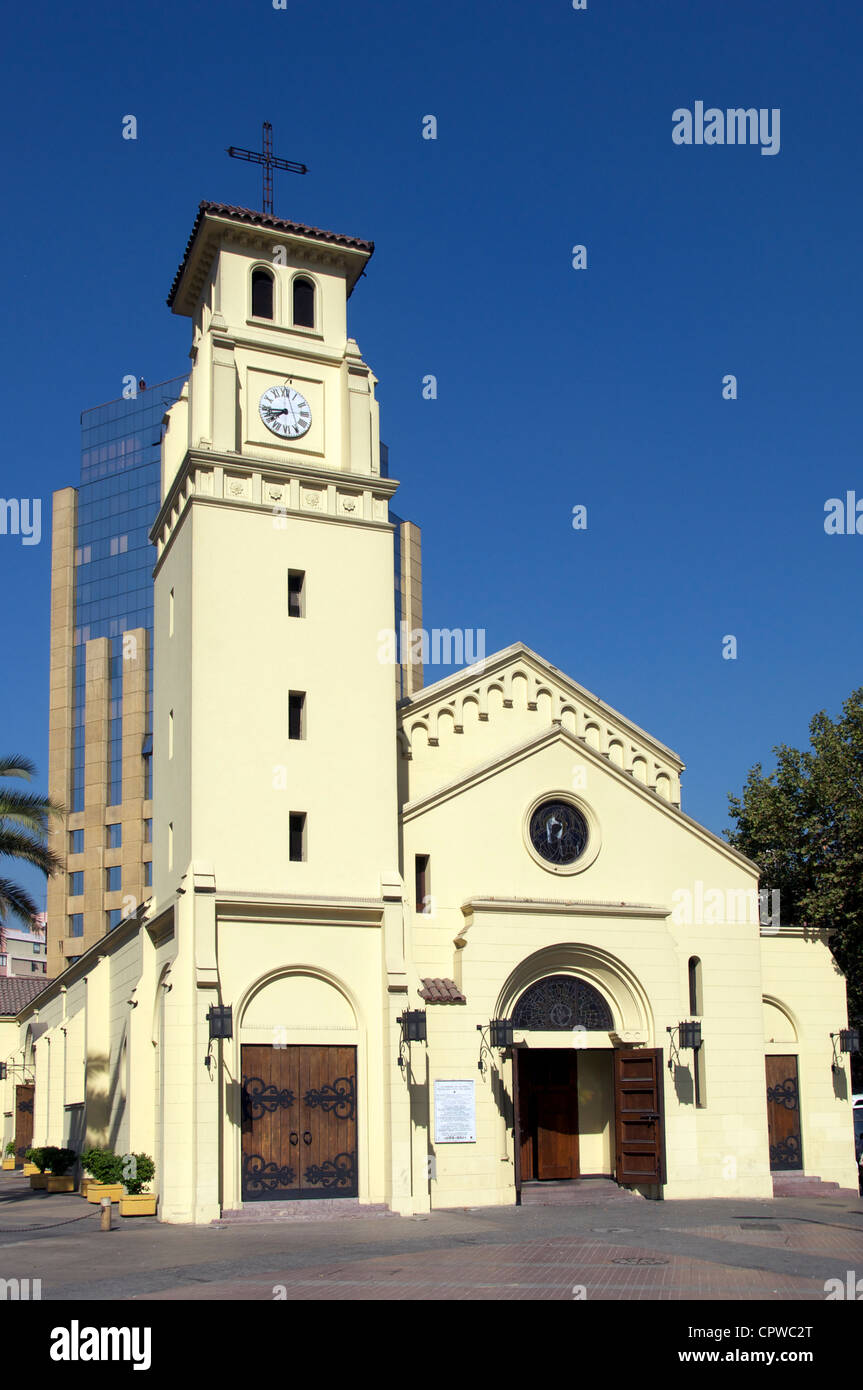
[292,276,315,328]
[252,268,274,319]
[288,569,305,618]
[289,812,307,862]
[688,956,702,1016]
[415,854,430,913]
[288,691,306,740]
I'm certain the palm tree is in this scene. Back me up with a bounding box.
[0,755,64,926]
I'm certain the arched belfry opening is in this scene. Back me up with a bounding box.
[251,267,274,319]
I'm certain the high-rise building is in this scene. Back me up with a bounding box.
[46,378,187,977]
[0,914,48,977]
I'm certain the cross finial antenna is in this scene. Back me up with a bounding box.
[226,121,308,215]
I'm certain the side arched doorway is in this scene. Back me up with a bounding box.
[234,971,361,1205]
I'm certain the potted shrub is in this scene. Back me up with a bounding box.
[2,1141,15,1171]
[83,1148,124,1204]
[119,1153,157,1217]
[44,1147,78,1193]
[28,1147,49,1189]
[81,1147,113,1199]
[22,1146,39,1176]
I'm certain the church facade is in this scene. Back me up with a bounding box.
[5,203,857,1220]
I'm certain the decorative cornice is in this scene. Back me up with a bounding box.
[460,896,670,920]
[401,642,684,770]
[150,449,399,573]
[215,891,387,927]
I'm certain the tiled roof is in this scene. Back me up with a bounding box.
[167,201,375,307]
[418,977,466,1004]
[0,976,53,1016]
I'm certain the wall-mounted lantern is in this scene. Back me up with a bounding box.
[207,1005,233,1041]
[830,1028,860,1072]
[667,1020,702,1070]
[476,1018,514,1076]
[397,1009,427,1069]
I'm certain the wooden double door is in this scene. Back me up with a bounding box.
[241,1045,357,1201]
[515,1048,665,1189]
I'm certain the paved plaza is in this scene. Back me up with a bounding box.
[1,1172,861,1302]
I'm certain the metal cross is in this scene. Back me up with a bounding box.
[226,122,308,215]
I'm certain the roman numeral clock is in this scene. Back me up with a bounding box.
[259,383,312,439]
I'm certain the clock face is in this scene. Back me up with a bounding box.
[259,385,312,439]
[528,800,588,866]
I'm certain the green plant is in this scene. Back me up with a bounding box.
[0,754,64,926]
[4,1141,15,1157]
[43,1146,76,1176]
[122,1152,155,1196]
[81,1148,123,1184]
[26,1146,47,1173]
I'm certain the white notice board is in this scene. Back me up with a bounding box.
[433,1079,476,1143]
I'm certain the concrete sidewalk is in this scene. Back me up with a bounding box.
[1,1171,861,1301]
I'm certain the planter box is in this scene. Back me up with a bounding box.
[30,1174,48,1189]
[45,1175,76,1193]
[119,1193,157,1218]
[86,1182,124,1204]
[79,1177,96,1198]
[2,1158,15,1170]
[22,1162,39,1176]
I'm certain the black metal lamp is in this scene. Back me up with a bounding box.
[489,1018,514,1049]
[399,1009,427,1044]
[830,1027,860,1073]
[0,1063,6,1080]
[679,1020,702,1051]
[208,1005,233,1040]
[397,1009,427,1069]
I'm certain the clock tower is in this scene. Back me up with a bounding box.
[154,202,406,904]
[148,202,419,1219]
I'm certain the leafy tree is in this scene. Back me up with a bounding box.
[726,689,863,1071]
[0,754,63,926]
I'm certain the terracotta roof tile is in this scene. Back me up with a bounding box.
[0,976,53,1016]
[418,977,466,1004]
[167,201,374,307]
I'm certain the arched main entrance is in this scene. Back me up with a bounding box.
[499,952,664,1197]
[511,974,617,1185]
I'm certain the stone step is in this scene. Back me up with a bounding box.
[771,1173,846,1198]
[519,1178,643,1206]
[216,1198,394,1224]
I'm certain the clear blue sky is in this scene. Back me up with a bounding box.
[2,0,861,911]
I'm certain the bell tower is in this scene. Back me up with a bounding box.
[151,202,407,907]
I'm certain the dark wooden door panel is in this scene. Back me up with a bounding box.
[765,1055,802,1171]
[517,1050,579,1183]
[299,1046,357,1197]
[14,1085,34,1165]
[613,1048,665,1185]
[536,1089,578,1179]
[241,1044,299,1200]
